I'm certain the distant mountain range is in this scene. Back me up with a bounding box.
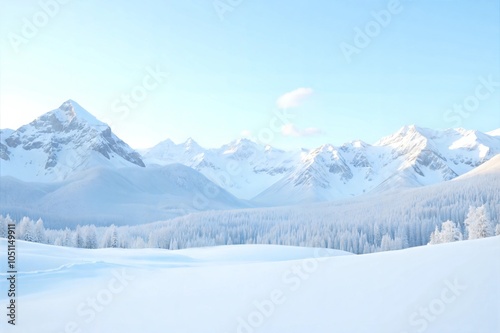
[1,100,499,225]
[141,112,500,205]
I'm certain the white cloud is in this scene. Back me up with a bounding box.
[281,124,322,137]
[240,130,252,137]
[276,88,313,109]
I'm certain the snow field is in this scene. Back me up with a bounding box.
[0,237,498,333]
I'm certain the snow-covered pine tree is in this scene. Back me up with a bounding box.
[74,225,85,248]
[132,237,146,249]
[34,218,46,244]
[84,225,98,249]
[464,205,494,240]
[102,225,119,248]
[18,217,36,242]
[0,215,8,238]
[63,228,73,247]
[429,226,441,245]
[429,220,463,244]
[440,220,463,243]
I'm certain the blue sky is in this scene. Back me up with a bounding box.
[1,0,499,149]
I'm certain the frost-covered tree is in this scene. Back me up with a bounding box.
[132,237,146,249]
[441,220,463,242]
[429,220,462,245]
[18,217,36,242]
[34,219,46,244]
[464,205,494,240]
[429,226,441,245]
[169,238,178,250]
[495,224,500,236]
[379,234,402,251]
[0,215,9,238]
[84,225,98,249]
[73,225,85,248]
[54,237,63,246]
[62,228,74,247]
[102,225,119,248]
[147,231,160,248]
[380,234,392,251]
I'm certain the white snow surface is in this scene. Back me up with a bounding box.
[0,237,498,333]
[453,153,500,179]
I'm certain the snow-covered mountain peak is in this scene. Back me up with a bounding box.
[263,144,286,154]
[224,137,258,149]
[375,125,430,147]
[400,124,420,133]
[0,100,144,181]
[220,138,262,158]
[313,144,336,153]
[351,139,366,148]
[155,138,176,148]
[341,139,369,151]
[183,137,201,149]
[47,99,107,129]
[392,124,422,136]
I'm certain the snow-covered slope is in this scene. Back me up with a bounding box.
[453,153,500,179]
[487,128,500,137]
[142,138,300,199]
[0,164,249,228]
[124,159,500,253]
[0,100,144,181]
[0,237,497,333]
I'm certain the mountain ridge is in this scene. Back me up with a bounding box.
[1,100,499,205]
[144,124,500,203]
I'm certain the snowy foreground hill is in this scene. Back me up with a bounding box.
[0,237,498,333]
